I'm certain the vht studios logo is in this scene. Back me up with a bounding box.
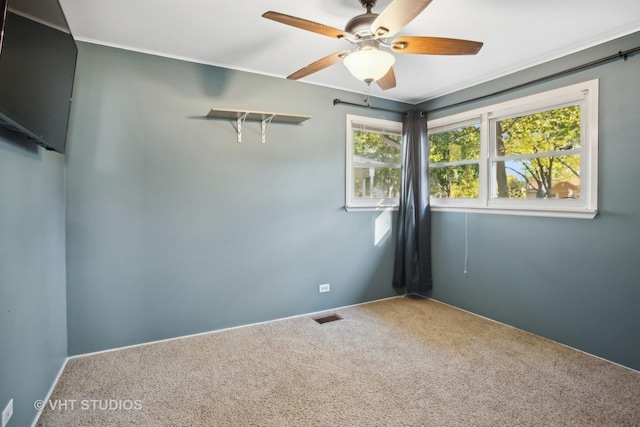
[34,399,143,411]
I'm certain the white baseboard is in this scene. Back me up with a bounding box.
[31,356,69,427]
[68,295,402,360]
[32,295,399,424]
[428,297,640,374]
[40,292,634,427]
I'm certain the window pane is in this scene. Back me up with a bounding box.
[353,130,401,164]
[493,155,580,199]
[429,123,480,163]
[429,164,479,198]
[497,105,581,156]
[354,167,401,199]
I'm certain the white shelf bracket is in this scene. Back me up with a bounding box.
[261,114,275,143]
[237,112,249,143]
[206,108,310,143]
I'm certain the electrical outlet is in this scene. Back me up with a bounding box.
[319,283,330,293]
[2,399,13,427]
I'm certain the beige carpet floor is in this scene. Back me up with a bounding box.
[37,297,640,426]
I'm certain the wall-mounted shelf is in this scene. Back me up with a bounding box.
[206,108,311,143]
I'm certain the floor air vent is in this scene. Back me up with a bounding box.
[313,314,342,324]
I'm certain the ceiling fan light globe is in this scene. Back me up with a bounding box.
[343,49,395,83]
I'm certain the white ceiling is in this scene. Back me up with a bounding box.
[58,0,640,104]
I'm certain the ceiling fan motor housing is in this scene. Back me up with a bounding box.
[345,0,381,37]
[345,12,378,38]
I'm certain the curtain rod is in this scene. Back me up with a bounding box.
[333,45,639,115]
[332,98,406,114]
[429,45,640,114]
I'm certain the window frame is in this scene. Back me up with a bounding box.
[427,80,599,219]
[345,114,403,212]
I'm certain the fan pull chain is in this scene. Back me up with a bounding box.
[363,82,372,108]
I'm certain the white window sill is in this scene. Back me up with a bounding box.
[430,205,597,219]
[345,205,399,212]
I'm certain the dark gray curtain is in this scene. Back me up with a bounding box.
[392,109,432,293]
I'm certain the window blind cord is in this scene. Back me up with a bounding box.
[464,210,469,275]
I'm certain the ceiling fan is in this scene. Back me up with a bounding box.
[262,0,483,90]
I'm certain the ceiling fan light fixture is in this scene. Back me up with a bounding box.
[343,48,395,84]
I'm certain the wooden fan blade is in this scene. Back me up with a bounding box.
[376,67,396,90]
[262,11,348,39]
[371,0,433,38]
[391,36,483,55]
[287,51,350,80]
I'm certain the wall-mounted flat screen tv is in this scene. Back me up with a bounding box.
[0,0,77,154]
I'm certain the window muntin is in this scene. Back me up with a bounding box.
[346,115,402,211]
[427,80,598,218]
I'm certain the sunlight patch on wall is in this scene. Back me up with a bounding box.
[374,209,392,246]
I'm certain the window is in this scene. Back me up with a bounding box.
[429,119,481,200]
[346,115,402,211]
[428,80,598,219]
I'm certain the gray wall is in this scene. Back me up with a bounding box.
[65,42,408,355]
[419,31,640,370]
[0,132,67,426]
